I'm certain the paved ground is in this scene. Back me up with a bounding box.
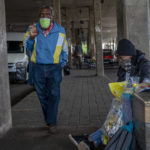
[10,83,34,106]
[1,68,117,150]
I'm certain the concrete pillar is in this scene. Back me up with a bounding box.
[89,8,95,57]
[66,8,72,67]
[0,0,12,136]
[53,0,61,25]
[87,24,90,55]
[123,0,150,59]
[75,28,79,44]
[71,21,76,45]
[94,0,104,76]
[116,0,125,41]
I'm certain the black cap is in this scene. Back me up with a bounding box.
[117,39,136,56]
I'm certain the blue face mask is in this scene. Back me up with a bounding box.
[40,18,51,29]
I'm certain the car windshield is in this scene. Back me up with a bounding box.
[7,41,24,53]
[103,51,112,56]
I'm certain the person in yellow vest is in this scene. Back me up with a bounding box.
[82,42,87,56]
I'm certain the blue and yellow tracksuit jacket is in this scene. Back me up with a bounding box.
[24,22,68,67]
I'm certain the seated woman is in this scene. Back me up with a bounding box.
[68,38,150,150]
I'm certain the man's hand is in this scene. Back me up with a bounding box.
[30,24,38,39]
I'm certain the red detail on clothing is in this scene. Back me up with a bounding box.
[41,22,54,37]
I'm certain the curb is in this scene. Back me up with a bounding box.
[11,87,35,106]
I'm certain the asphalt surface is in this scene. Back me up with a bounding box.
[10,83,35,106]
[4,66,118,150]
[9,64,118,107]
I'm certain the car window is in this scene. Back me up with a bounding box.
[103,51,112,56]
[7,41,24,53]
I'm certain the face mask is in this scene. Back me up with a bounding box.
[40,18,51,29]
[119,58,132,71]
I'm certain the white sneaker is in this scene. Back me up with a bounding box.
[78,141,91,150]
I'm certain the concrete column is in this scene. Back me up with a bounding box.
[66,8,72,67]
[87,23,90,55]
[116,0,125,41]
[71,21,76,45]
[0,0,12,136]
[53,0,61,25]
[89,8,95,57]
[94,0,104,76]
[75,29,79,44]
[123,0,150,59]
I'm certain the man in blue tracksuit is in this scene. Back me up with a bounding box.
[24,6,68,133]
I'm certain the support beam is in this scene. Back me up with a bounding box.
[71,21,76,45]
[53,0,61,25]
[66,8,72,67]
[89,8,95,57]
[0,0,12,136]
[123,0,150,59]
[87,21,90,55]
[94,0,104,76]
[116,0,125,41]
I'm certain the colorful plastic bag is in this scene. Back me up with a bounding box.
[101,81,135,145]
[101,98,123,144]
[109,82,125,98]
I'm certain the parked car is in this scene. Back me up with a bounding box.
[103,49,114,65]
[7,32,29,82]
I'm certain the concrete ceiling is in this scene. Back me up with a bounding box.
[5,0,117,43]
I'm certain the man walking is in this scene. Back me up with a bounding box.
[24,5,68,133]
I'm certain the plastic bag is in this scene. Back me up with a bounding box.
[122,92,133,125]
[101,81,135,145]
[109,82,125,98]
[101,98,123,144]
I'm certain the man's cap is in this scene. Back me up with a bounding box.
[117,39,136,56]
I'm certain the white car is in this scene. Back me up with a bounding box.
[7,32,29,82]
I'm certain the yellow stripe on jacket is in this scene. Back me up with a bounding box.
[60,33,68,46]
[53,33,65,63]
[53,46,63,63]
[31,38,37,63]
[23,31,30,42]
